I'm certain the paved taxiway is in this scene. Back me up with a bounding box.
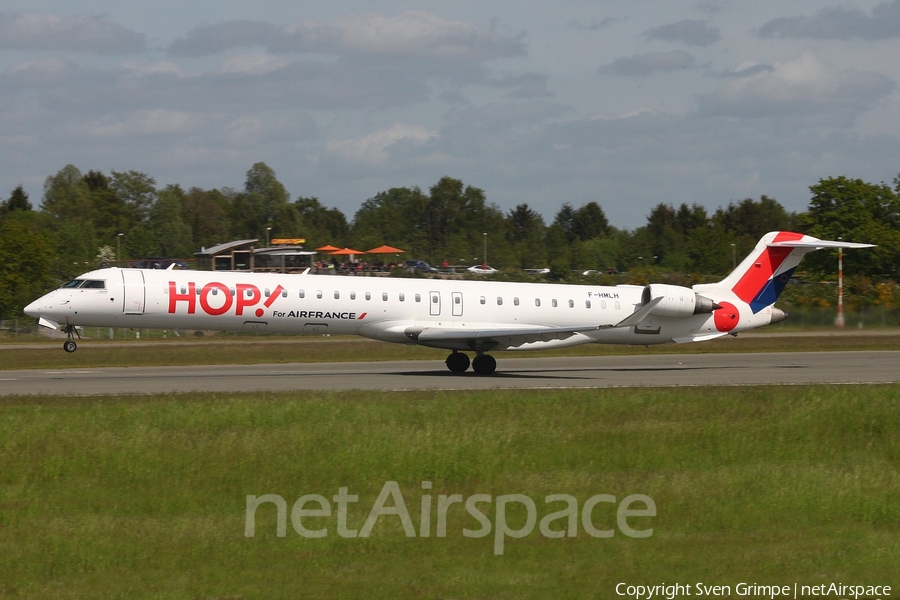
[1,351,898,396]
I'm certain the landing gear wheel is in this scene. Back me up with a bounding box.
[62,323,81,353]
[445,352,470,373]
[472,354,497,375]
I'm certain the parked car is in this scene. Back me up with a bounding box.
[403,259,439,273]
[467,265,498,274]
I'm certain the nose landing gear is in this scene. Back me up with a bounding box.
[444,351,496,375]
[62,324,80,353]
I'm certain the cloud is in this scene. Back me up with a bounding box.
[645,19,720,46]
[697,51,895,123]
[169,11,524,63]
[759,0,900,40]
[168,20,278,57]
[599,50,695,76]
[567,17,625,31]
[714,62,776,78]
[325,124,437,166]
[0,11,145,54]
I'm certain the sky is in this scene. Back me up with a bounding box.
[3,1,900,229]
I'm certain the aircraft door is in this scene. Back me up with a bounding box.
[452,292,463,317]
[429,291,441,316]
[122,270,145,315]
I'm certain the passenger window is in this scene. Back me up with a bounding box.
[334,291,340,299]
[181,286,186,295]
[601,301,607,309]
[299,290,305,298]
[264,288,270,297]
[366,292,371,301]
[316,290,323,299]
[399,293,405,302]
[552,299,558,308]
[415,294,421,302]
[615,301,621,310]
[382,292,388,301]
[586,300,591,309]
[513,297,519,306]
[535,298,541,307]
[281,289,287,298]
[480,296,486,305]
[229,288,235,296]
[568,299,574,308]
[497,297,503,306]
[350,292,356,300]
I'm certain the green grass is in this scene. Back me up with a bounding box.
[3,331,900,370]
[1,385,898,598]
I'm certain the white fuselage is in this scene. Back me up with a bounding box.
[26,267,775,351]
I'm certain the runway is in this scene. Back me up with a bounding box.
[1,350,898,396]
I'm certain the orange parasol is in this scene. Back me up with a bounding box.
[328,247,366,255]
[367,245,405,254]
[316,244,340,252]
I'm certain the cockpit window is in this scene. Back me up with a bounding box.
[60,279,105,289]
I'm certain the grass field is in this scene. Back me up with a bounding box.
[2,331,900,370]
[1,385,898,598]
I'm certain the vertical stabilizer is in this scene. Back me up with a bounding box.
[695,232,874,314]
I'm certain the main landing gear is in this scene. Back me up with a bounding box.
[62,324,80,353]
[445,351,496,375]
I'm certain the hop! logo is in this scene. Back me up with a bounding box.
[168,282,284,317]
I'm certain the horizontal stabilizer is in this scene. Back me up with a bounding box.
[768,238,875,249]
[605,296,663,329]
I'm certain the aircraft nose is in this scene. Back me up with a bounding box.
[24,298,41,318]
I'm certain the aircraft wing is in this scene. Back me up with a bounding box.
[407,324,599,344]
[404,297,662,348]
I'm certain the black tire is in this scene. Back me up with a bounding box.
[63,340,77,353]
[445,352,470,373]
[472,354,496,375]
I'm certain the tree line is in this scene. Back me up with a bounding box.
[2,161,900,319]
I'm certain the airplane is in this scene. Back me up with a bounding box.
[24,231,873,375]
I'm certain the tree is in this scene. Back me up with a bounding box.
[1,185,32,216]
[149,185,194,258]
[110,170,157,224]
[181,187,231,250]
[552,203,578,243]
[0,212,55,318]
[797,176,900,277]
[506,204,547,269]
[572,202,609,240]
[352,187,429,256]
[231,162,291,239]
[295,197,349,248]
